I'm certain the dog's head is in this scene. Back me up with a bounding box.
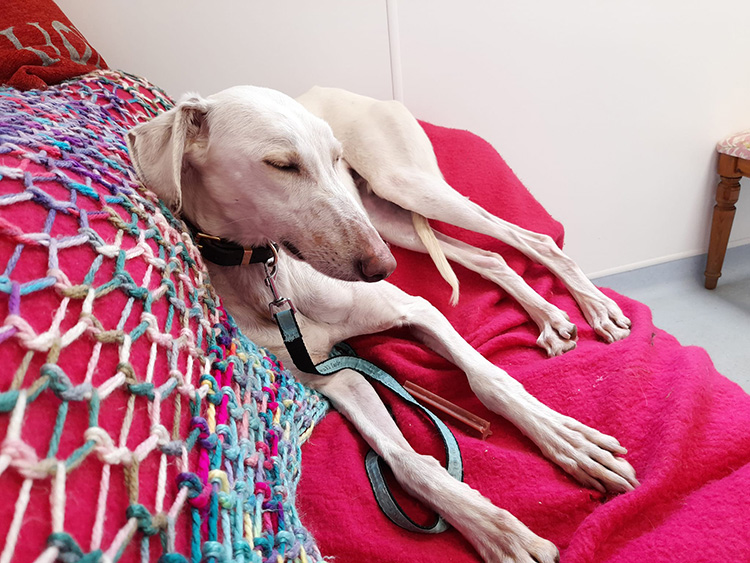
[127,86,395,282]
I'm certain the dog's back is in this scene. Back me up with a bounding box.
[297,86,444,183]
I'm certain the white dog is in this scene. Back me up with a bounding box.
[127,85,638,563]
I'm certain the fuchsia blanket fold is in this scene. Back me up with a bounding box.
[296,122,750,562]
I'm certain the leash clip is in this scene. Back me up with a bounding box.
[263,248,296,316]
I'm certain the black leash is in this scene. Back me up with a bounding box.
[185,219,463,533]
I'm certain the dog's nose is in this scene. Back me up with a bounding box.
[358,253,397,282]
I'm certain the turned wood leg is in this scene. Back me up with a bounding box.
[704,153,743,289]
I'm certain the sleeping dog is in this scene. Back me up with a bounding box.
[127,85,638,562]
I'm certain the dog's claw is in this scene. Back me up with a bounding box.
[539,333,577,357]
[616,316,632,330]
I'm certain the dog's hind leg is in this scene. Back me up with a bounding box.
[295,87,627,342]
[361,194,578,356]
[307,368,560,563]
[426,234,579,356]
[366,174,631,344]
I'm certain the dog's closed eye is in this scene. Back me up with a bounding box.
[264,159,300,173]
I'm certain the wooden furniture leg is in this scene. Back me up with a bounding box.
[704,153,743,289]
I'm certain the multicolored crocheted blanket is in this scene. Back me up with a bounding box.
[0,70,327,563]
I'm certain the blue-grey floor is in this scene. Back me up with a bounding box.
[592,244,750,393]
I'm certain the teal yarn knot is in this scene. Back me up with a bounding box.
[159,276,176,295]
[212,359,229,373]
[275,530,295,548]
[220,384,239,404]
[215,423,236,446]
[128,381,155,400]
[41,364,92,401]
[222,443,240,462]
[157,554,189,563]
[252,536,272,556]
[46,532,104,562]
[47,532,82,561]
[198,374,219,395]
[217,489,236,510]
[233,480,247,495]
[0,389,22,413]
[207,344,224,361]
[200,541,228,562]
[232,540,252,560]
[126,503,161,536]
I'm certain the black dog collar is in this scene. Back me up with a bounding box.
[182,217,277,267]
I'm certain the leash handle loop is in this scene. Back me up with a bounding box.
[273,308,463,534]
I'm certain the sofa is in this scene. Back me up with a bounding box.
[2,2,749,562]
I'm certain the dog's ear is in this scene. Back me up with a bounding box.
[126,93,210,210]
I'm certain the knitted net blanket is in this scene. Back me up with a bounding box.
[0,70,327,563]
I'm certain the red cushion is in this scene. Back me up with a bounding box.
[0,0,107,90]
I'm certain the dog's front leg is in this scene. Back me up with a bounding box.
[380,285,640,495]
[320,281,639,496]
[307,368,560,563]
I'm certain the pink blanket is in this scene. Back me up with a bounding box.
[296,122,750,562]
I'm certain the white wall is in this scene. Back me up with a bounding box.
[57,0,750,276]
[395,0,750,276]
[54,0,393,100]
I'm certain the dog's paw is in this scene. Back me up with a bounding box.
[535,309,578,357]
[533,412,639,494]
[463,506,559,563]
[537,321,577,357]
[580,293,631,344]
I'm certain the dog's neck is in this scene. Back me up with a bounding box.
[179,206,288,342]
[204,251,346,373]
[206,258,287,345]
